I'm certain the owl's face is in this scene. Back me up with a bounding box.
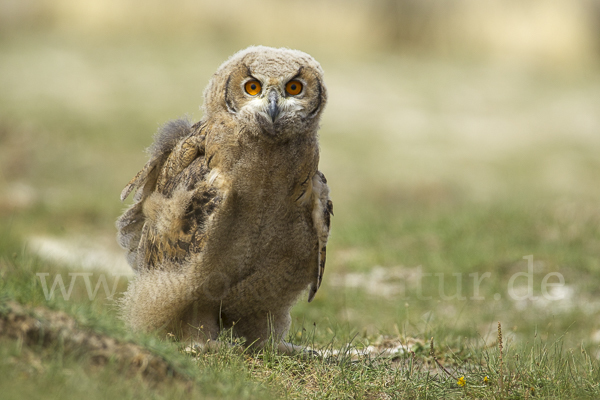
[203,46,327,141]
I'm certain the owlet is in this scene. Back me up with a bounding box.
[116,46,332,353]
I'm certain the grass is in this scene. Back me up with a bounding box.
[1,27,600,399]
[3,244,600,399]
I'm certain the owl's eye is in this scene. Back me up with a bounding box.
[244,80,262,96]
[285,80,303,96]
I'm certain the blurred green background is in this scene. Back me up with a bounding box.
[1,0,600,348]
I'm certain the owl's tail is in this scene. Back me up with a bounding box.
[119,267,199,334]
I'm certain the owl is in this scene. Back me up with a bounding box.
[116,46,332,353]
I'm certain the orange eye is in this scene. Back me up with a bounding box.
[285,80,303,96]
[244,80,261,96]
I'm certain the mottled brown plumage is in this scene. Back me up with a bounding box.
[117,46,332,352]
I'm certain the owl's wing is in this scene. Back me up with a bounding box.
[307,171,334,302]
[120,119,202,202]
[116,118,216,270]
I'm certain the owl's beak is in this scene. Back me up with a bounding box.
[267,89,280,122]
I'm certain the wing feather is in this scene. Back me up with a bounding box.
[116,118,216,271]
[307,171,333,302]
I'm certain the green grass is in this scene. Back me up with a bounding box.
[3,242,600,399]
[2,28,600,399]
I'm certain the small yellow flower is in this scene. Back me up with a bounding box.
[457,376,466,387]
[483,376,489,383]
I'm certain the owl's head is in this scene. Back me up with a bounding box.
[202,46,327,140]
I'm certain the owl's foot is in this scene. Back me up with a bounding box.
[277,341,320,357]
[183,339,319,358]
[183,339,241,355]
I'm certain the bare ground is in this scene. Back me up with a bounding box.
[0,301,189,386]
